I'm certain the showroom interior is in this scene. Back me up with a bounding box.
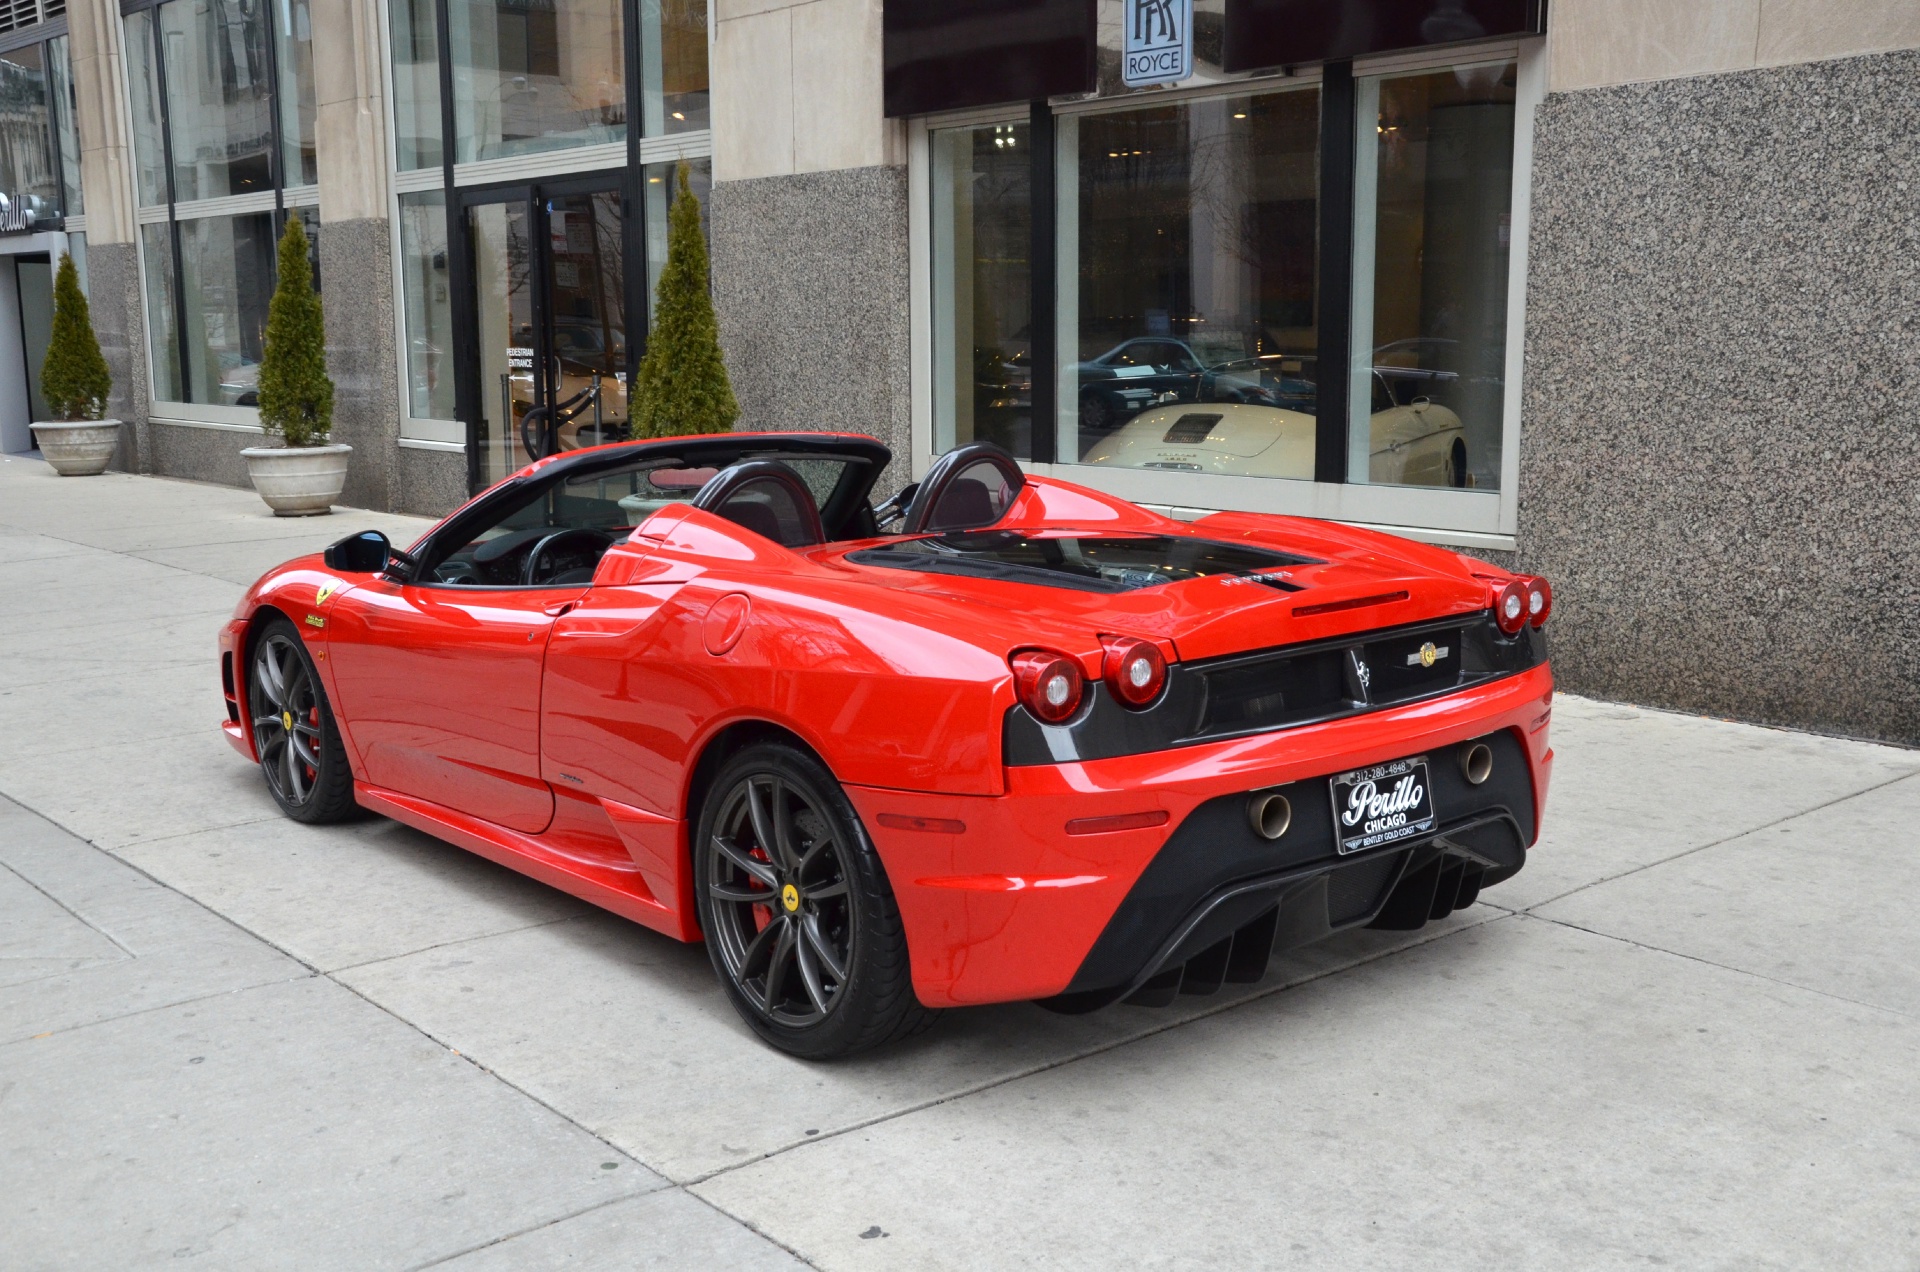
[0,0,1914,745]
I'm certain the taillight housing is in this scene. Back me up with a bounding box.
[1011,649,1084,724]
[1525,575,1553,628]
[1494,578,1529,635]
[1102,635,1167,709]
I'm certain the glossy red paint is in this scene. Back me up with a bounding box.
[217,432,1554,1009]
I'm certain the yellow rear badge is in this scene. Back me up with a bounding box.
[304,614,326,629]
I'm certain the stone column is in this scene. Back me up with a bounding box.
[66,0,149,472]
[708,0,912,482]
[311,0,402,511]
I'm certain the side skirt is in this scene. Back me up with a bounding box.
[355,782,700,941]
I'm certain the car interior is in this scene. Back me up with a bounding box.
[399,436,1027,589]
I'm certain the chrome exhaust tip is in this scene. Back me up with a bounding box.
[1248,791,1292,841]
[1462,742,1494,786]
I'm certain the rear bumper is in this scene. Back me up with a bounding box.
[848,662,1553,1009]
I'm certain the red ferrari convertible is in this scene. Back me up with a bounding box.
[219,433,1553,1057]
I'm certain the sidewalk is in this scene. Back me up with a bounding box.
[3,455,1916,1270]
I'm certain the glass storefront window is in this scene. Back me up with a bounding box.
[1059,87,1321,476]
[141,222,180,401]
[0,44,56,213]
[127,9,169,208]
[643,157,709,320]
[448,0,626,163]
[1350,62,1516,491]
[48,37,80,216]
[640,0,708,135]
[930,121,1031,458]
[390,0,443,170]
[159,0,277,201]
[399,190,455,420]
[277,0,318,187]
[178,210,318,406]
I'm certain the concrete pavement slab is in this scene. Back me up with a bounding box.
[0,859,128,987]
[116,814,592,973]
[337,904,1495,1183]
[1502,694,1920,910]
[0,976,664,1271]
[0,798,300,1043]
[0,726,276,851]
[432,1189,809,1270]
[694,916,1920,1271]
[0,658,224,757]
[1537,771,1920,1016]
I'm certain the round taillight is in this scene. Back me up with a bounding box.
[1102,636,1167,709]
[1494,578,1529,635]
[1011,650,1084,724]
[1525,575,1553,628]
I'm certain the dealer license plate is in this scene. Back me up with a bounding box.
[1329,756,1437,855]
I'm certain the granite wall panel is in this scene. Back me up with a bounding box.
[150,421,253,488]
[1519,49,1920,744]
[85,242,149,474]
[396,445,468,518]
[319,217,401,512]
[709,166,912,491]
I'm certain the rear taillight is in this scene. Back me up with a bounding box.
[1011,650,1084,723]
[1494,578,1529,635]
[1525,575,1553,628]
[1101,636,1167,709]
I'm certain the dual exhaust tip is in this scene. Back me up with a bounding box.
[1245,740,1495,841]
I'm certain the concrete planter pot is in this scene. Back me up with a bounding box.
[31,419,121,476]
[240,443,352,516]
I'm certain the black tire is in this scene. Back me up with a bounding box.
[1079,392,1113,433]
[694,742,938,1059]
[247,616,359,824]
[1449,438,1469,488]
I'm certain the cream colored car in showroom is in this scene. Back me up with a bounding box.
[1080,369,1469,488]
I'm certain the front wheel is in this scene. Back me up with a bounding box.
[248,616,358,823]
[694,742,938,1058]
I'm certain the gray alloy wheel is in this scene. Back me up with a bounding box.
[248,617,358,824]
[1079,392,1113,433]
[695,742,937,1058]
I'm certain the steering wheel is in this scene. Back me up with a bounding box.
[520,527,613,586]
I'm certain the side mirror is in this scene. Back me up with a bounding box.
[324,530,392,574]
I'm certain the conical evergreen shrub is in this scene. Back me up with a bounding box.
[40,252,110,421]
[631,163,738,438]
[256,216,335,447]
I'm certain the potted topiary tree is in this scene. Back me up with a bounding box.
[241,216,349,515]
[32,252,118,476]
[630,162,738,438]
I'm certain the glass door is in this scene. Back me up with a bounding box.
[461,176,632,491]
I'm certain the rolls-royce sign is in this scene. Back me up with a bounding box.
[1123,0,1193,88]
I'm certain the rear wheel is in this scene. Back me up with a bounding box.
[248,617,358,823]
[695,742,937,1058]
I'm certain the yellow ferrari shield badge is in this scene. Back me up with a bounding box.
[1419,641,1438,668]
[315,581,338,606]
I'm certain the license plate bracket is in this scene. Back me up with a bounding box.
[1329,756,1437,855]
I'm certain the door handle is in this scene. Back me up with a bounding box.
[543,600,576,617]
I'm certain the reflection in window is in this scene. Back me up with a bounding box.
[142,222,180,400]
[1350,62,1515,490]
[276,0,317,187]
[159,0,277,201]
[546,188,628,449]
[642,156,709,319]
[1062,88,1321,477]
[399,191,454,419]
[49,37,80,216]
[931,121,1031,458]
[390,0,442,169]
[640,0,709,134]
[448,0,626,163]
[177,209,320,407]
[0,44,55,214]
[126,8,168,207]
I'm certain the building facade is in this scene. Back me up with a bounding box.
[3,0,1915,744]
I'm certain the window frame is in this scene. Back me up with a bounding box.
[121,0,318,423]
[910,37,1544,553]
